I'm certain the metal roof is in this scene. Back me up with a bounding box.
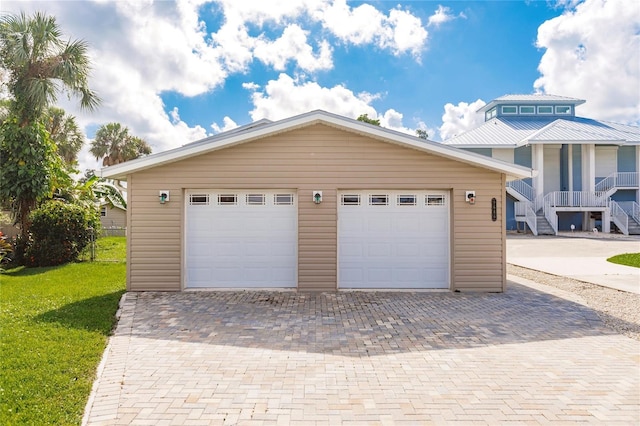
[100,110,532,181]
[478,94,585,113]
[443,116,640,147]
[442,117,554,147]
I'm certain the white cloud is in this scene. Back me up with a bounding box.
[427,5,455,27]
[534,0,640,124]
[253,24,333,72]
[438,99,486,140]
[246,73,377,120]
[317,1,428,58]
[244,73,431,138]
[211,116,239,133]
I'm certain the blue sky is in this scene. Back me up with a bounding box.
[2,0,639,172]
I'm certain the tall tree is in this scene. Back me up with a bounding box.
[0,12,100,235]
[0,12,99,126]
[44,107,85,165]
[90,122,152,166]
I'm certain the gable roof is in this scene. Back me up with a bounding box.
[101,110,531,181]
[443,116,640,148]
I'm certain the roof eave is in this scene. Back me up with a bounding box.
[101,110,532,181]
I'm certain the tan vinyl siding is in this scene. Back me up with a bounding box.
[126,124,506,292]
[100,206,127,229]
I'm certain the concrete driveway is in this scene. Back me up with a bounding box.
[84,282,639,425]
[507,233,640,294]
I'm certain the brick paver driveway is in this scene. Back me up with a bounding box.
[85,280,639,425]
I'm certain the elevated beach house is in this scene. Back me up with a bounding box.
[443,94,640,235]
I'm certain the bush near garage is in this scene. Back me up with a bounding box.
[25,200,100,267]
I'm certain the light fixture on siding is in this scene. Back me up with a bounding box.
[313,191,322,204]
[159,190,170,204]
[465,190,476,205]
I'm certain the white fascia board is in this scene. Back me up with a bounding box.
[101,110,532,181]
[521,139,626,146]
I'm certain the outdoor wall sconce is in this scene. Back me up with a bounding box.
[313,190,323,204]
[159,190,170,204]
[465,190,476,205]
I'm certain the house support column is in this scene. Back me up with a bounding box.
[582,144,595,230]
[568,144,573,192]
[532,144,544,203]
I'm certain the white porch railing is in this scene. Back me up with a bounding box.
[515,201,538,235]
[610,201,629,235]
[595,172,639,192]
[506,179,534,201]
[546,191,610,208]
[543,194,558,235]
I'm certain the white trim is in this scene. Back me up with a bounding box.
[101,110,532,181]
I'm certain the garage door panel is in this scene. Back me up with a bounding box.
[186,190,297,288]
[339,190,449,289]
[368,243,392,257]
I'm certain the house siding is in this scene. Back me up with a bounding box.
[125,124,506,292]
[100,206,127,229]
[618,146,637,172]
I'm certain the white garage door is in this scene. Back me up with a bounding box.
[338,191,450,289]
[185,190,297,288]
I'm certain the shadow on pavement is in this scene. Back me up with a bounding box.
[99,282,625,357]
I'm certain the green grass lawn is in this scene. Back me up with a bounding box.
[0,237,126,425]
[607,252,640,268]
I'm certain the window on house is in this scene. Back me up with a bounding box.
[369,195,389,206]
[274,194,294,205]
[100,206,107,217]
[218,194,237,205]
[485,107,497,121]
[397,195,416,206]
[538,106,553,114]
[189,194,209,205]
[519,106,535,114]
[341,195,360,205]
[246,194,265,205]
[501,106,517,114]
[426,195,445,206]
[555,105,571,114]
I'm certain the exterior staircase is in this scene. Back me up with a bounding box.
[508,172,639,236]
[617,201,640,235]
[535,212,555,235]
[628,220,640,235]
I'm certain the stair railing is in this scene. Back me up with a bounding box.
[631,201,640,224]
[515,201,538,235]
[543,193,558,235]
[594,172,639,193]
[595,174,615,193]
[610,201,629,235]
[506,179,534,201]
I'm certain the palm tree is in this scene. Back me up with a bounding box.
[0,11,100,126]
[45,107,85,165]
[0,12,100,237]
[90,122,152,166]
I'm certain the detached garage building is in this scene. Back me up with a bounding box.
[101,111,531,292]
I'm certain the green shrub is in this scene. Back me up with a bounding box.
[25,201,100,267]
